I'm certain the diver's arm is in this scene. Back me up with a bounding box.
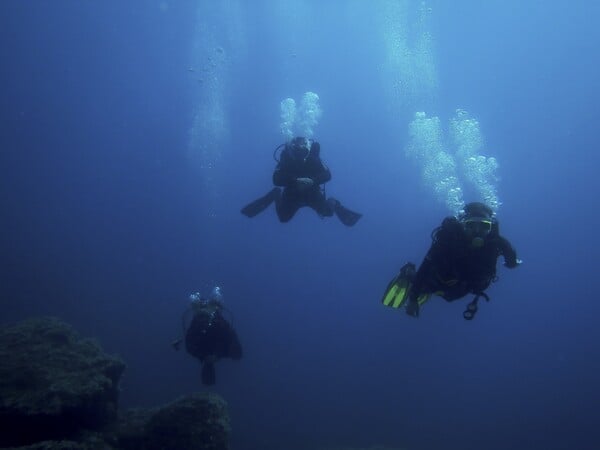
[311,162,332,185]
[498,236,519,268]
[272,163,296,186]
[273,151,297,187]
[304,141,330,185]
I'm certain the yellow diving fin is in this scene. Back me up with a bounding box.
[382,262,416,308]
[382,276,409,307]
[416,292,431,306]
[382,262,432,308]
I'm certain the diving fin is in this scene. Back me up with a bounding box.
[201,361,216,385]
[382,262,432,309]
[332,200,362,227]
[382,262,416,308]
[241,188,280,218]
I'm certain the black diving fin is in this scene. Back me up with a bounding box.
[332,201,362,227]
[201,361,216,385]
[241,188,280,218]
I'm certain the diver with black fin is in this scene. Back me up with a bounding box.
[382,202,521,319]
[241,137,362,226]
[172,286,242,385]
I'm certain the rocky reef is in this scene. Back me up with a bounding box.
[0,317,230,450]
[117,393,229,450]
[319,447,407,450]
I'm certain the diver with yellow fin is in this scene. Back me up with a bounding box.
[382,202,521,319]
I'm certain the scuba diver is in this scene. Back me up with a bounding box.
[382,202,521,320]
[172,286,242,385]
[241,136,362,226]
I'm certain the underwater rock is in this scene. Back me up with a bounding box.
[0,317,125,448]
[1,430,117,449]
[319,447,408,450]
[0,317,230,450]
[117,393,230,450]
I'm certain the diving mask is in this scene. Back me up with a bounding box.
[289,137,312,161]
[463,217,492,236]
[462,217,493,248]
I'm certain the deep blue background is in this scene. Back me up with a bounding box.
[1,2,599,450]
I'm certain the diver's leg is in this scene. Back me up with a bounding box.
[310,191,335,217]
[276,189,300,222]
[201,361,216,385]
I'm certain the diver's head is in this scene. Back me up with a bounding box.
[459,202,495,248]
[288,136,313,160]
[189,291,207,312]
[462,202,493,220]
[208,286,224,307]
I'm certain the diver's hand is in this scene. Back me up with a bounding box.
[171,339,182,351]
[504,258,523,269]
[405,299,420,318]
[295,177,314,190]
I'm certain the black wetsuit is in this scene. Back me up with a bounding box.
[185,306,242,385]
[272,140,333,222]
[411,216,518,301]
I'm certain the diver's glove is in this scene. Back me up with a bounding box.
[171,339,182,351]
[504,258,523,269]
[405,298,420,318]
[295,177,314,190]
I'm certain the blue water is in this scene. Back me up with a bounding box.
[1,1,599,449]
